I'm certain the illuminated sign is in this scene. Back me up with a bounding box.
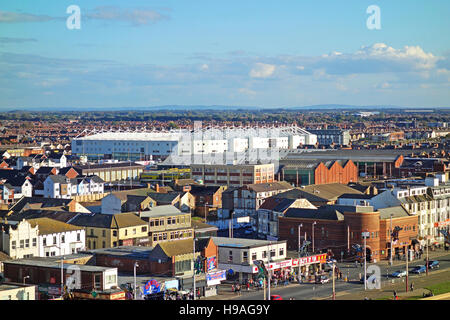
[206,270,226,286]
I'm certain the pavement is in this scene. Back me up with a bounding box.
[202,248,450,300]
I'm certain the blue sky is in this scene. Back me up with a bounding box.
[0,0,449,110]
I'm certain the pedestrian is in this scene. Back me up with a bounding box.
[246,282,250,291]
[231,284,235,293]
[355,261,358,268]
[393,290,397,300]
[410,283,414,292]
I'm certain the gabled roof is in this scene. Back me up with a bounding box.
[6,209,86,224]
[299,183,363,202]
[259,197,296,212]
[28,217,83,235]
[148,192,180,204]
[245,181,293,193]
[189,185,223,196]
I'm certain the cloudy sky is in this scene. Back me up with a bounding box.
[0,0,449,110]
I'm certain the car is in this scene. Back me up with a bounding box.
[411,265,426,274]
[391,270,407,278]
[270,295,283,300]
[315,275,330,284]
[427,260,440,269]
[244,229,253,235]
[360,275,376,284]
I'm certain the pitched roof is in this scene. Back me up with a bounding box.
[70,212,147,229]
[28,217,83,235]
[299,183,363,201]
[148,192,180,204]
[10,197,74,213]
[284,207,345,221]
[245,181,293,193]
[156,238,194,257]
[259,197,296,212]
[378,206,410,219]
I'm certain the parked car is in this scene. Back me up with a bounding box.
[391,270,407,278]
[360,274,377,284]
[411,265,427,274]
[427,260,440,269]
[315,275,330,284]
[270,295,283,300]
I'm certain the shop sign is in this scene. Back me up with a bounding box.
[434,219,450,227]
[267,259,292,270]
[294,253,327,266]
[206,270,226,286]
[143,279,161,295]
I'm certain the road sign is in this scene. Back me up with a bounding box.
[361,232,370,238]
[237,216,250,223]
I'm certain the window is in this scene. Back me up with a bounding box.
[262,251,267,259]
[243,251,248,262]
[61,235,65,243]
[11,241,16,250]
[113,231,117,237]
[252,252,257,261]
[270,249,276,258]
[125,229,128,236]
[102,241,106,248]
[228,251,233,262]
[77,233,80,241]
[141,226,147,233]
[279,248,284,256]
[20,240,24,249]
[102,230,106,237]
[25,239,30,248]
[133,228,136,235]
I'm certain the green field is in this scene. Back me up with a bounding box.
[425,281,450,295]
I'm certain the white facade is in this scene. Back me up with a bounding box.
[43,175,104,199]
[0,220,39,259]
[39,229,86,257]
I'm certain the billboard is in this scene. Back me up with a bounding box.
[206,270,226,286]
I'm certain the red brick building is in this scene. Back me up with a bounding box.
[279,205,419,262]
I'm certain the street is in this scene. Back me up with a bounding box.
[211,250,450,300]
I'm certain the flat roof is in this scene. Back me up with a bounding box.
[211,236,286,249]
[4,258,115,272]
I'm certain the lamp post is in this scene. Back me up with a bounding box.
[133,262,139,300]
[312,222,317,253]
[23,275,30,285]
[406,248,409,292]
[267,241,272,300]
[363,230,368,291]
[332,263,336,300]
[298,223,303,257]
[192,238,198,300]
[390,214,393,266]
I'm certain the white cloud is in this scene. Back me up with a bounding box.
[249,63,276,78]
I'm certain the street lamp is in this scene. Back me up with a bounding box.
[312,222,317,253]
[23,275,30,285]
[298,223,303,256]
[133,262,139,300]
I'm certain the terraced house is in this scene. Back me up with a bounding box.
[139,205,194,247]
[69,212,149,249]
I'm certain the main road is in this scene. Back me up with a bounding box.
[224,251,450,300]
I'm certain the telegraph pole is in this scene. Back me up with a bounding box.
[426,240,429,276]
[193,239,196,300]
